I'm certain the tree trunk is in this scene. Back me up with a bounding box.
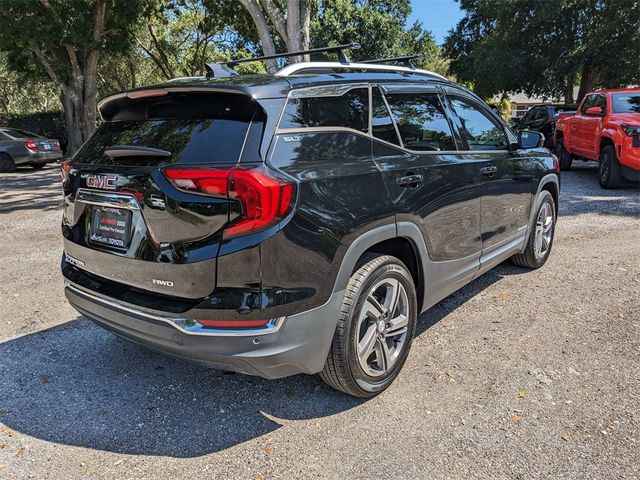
[238,0,279,73]
[564,74,575,103]
[577,64,596,102]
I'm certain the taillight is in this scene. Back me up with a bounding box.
[163,166,295,238]
[53,139,61,150]
[60,160,71,181]
[25,139,38,152]
[196,319,270,329]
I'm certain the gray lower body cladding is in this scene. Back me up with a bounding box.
[65,282,342,379]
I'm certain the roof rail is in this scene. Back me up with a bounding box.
[361,55,421,67]
[205,43,361,78]
[274,61,447,81]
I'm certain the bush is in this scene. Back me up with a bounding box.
[0,111,68,153]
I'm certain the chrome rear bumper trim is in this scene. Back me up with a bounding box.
[65,281,284,337]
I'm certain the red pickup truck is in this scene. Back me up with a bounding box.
[555,88,640,188]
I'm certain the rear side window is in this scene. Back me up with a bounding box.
[75,93,260,165]
[449,97,508,151]
[371,87,400,145]
[279,88,369,132]
[385,92,456,151]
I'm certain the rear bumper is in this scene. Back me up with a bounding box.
[64,281,342,379]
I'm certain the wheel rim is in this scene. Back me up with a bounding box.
[600,154,610,182]
[356,278,409,377]
[534,202,554,261]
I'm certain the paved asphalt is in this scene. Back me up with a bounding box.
[0,162,639,479]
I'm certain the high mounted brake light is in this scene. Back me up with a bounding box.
[163,167,295,238]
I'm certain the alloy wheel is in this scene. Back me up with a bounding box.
[534,202,554,261]
[356,278,409,377]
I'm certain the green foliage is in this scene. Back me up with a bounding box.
[445,0,640,101]
[0,0,142,84]
[311,0,446,74]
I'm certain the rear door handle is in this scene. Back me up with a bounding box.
[396,174,424,188]
[480,166,498,177]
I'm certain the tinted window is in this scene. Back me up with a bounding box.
[371,87,400,145]
[280,88,369,132]
[535,108,549,120]
[74,93,258,165]
[612,93,640,113]
[449,97,508,150]
[580,95,596,114]
[385,92,455,151]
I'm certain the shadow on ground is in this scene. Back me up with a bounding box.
[0,165,63,213]
[0,262,523,457]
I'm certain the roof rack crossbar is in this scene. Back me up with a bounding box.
[225,42,361,68]
[361,55,421,68]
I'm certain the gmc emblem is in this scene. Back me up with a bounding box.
[86,174,117,190]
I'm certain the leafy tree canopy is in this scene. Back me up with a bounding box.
[444,0,640,102]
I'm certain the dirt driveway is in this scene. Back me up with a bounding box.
[1,163,639,479]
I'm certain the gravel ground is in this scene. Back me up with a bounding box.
[0,162,639,479]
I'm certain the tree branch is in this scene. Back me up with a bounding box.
[260,0,289,47]
[238,0,279,72]
[38,0,83,82]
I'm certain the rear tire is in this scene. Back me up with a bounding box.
[511,190,556,269]
[319,254,417,397]
[556,139,573,171]
[598,145,623,189]
[0,153,16,173]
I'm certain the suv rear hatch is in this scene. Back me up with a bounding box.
[62,90,266,299]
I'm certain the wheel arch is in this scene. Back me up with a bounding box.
[332,223,428,313]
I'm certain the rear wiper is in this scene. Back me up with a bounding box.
[104,145,171,158]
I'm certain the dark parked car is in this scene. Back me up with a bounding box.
[514,104,577,149]
[0,127,63,172]
[60,46,560,397]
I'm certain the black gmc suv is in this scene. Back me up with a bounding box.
[61,49,559,397]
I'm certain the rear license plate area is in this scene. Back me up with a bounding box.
[89,206,132,249]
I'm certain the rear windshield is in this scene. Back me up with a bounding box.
[74,92,260,165]
[612,93,640,114]
[2,128,39,139]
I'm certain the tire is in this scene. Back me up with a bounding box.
[556,138,573,171]
[598,145,623,189]
[30,163,45,170]
[0,153,16,173]
[511,190,556,269]
[319,254,417,397]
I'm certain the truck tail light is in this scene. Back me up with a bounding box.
[25,139,38,152]
[163,166,295,238]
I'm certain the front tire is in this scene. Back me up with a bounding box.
[511,190,556,269]
[556,139,573,171]
[598,145,623,189]
[0,153,16,173]
[319,255,417,397]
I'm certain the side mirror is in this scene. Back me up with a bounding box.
[518,130,544,149]
[585,106,604,116]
